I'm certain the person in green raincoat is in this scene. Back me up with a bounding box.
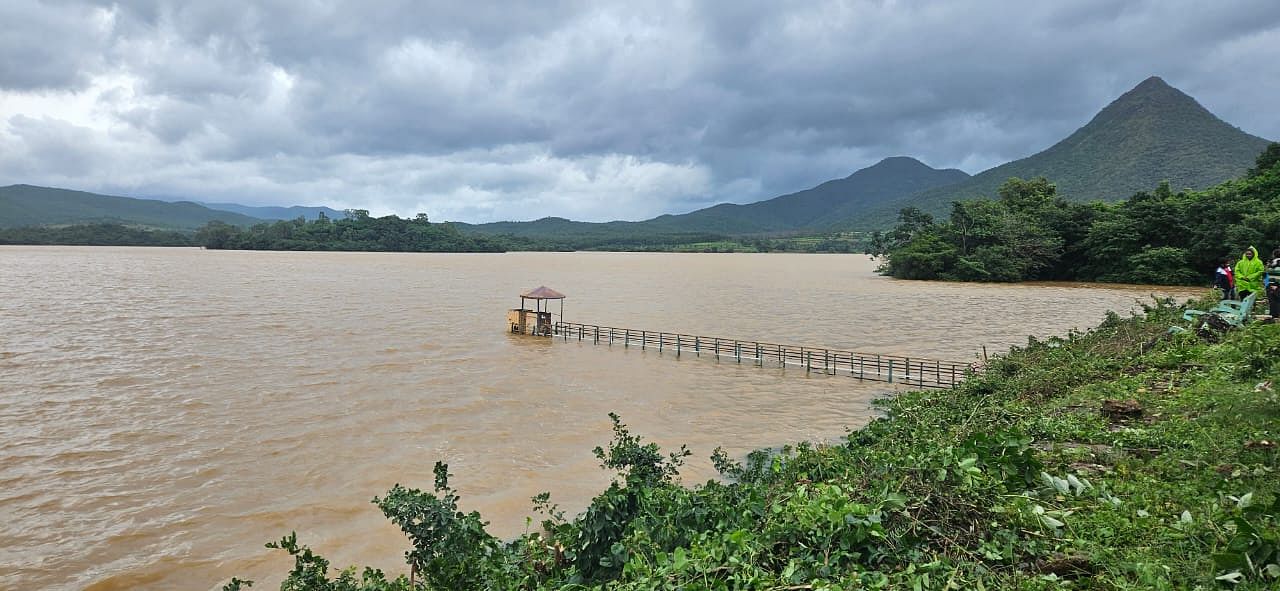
[1234,246,1264,299]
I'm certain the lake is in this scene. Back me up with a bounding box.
[0,247,1202,590]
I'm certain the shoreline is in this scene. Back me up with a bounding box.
[239,297,1280,589]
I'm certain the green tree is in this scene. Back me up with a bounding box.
[195,221,237,249]
[1248,142,1280,177]
[996,176,1057,212]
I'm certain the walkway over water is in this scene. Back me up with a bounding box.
[553,321,973,389]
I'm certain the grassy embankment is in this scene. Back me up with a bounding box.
[236,297,1279,591]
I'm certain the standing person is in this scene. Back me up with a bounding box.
[1226,261,1236,299]
[1267,248,1280,319]
[1235,246,1264,300]
[1214,258,1235,300]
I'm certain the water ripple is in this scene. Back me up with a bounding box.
[0,246,1201,590]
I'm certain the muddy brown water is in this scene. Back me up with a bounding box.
[0,246,1202,590]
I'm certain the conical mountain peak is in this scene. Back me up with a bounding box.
[1088,75,1209,127]
[1133,75,1173,92]
[843,76,1271,229]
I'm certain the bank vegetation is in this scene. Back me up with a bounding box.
[226,298,1280,590]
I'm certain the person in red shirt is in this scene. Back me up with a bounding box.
[1215,258,1235,300]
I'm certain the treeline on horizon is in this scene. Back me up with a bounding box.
[496,232,864,253]
[0,215,864,253]
[194,210,506,252]
[870,143,1280,285]
[0,222,194,246]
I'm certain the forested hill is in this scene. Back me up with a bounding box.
[458,156,968,243]
[0,184,262,230]
[848,77,1272,229]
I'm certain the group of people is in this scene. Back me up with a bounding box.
[1214,246,1280,319]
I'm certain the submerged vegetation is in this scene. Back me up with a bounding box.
[871,143,1280,284]
[227,298,1279,590]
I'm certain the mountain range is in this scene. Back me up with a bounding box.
[0,184,262,230]
[194,202,347,222]
[462,76,1270,240]
[453,156,970,241]
[0,77,1270,240]
[0,186,350,231]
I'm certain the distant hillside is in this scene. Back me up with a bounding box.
[199,202,347,221]
[642,156,969,233]
[461,157,968,243]
[0,185,263,230]
[847,76,1272,228]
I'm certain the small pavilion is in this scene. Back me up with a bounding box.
[507,286,565,336]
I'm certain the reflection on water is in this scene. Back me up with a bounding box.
[0,247,1202,590]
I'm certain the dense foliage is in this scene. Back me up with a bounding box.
[195,211,506,252]
[871,143,1280,284]
[228,298,1279,590]
[0,223,195,246]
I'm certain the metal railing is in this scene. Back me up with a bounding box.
[552,321,972,389]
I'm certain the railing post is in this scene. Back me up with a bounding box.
[677,335,681,358]
[624,329,629,348]
[804,349,810,375]
[735,341,741,363]
[714,338,719,359]
[658,332,663,353]
[695,337,700,356]
[594,326,599,344]
[888,358,894,383]
[641,330,645,350]
[756,343,761,366]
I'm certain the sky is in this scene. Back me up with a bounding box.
[1,1,1278,223]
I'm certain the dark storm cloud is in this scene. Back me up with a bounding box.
[1,0,1277,222]
[0,1,112,90]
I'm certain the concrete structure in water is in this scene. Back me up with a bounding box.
[507,286,565,336]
